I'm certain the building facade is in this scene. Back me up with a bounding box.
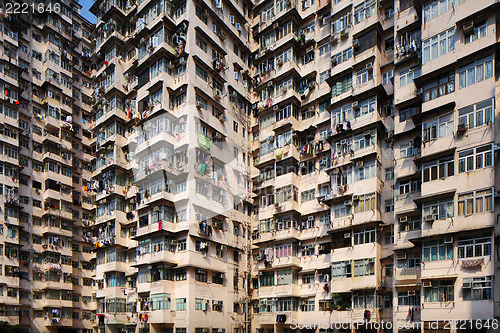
[0,0,499,333]
[0,1,96,333]
[89,0,253,332]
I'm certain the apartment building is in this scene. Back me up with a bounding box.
[89,0,253,332]
[250,0,500,333]
[391,0,500,331]
[249,0,395,331]
[1,0,499,332]
[0,1,96,333]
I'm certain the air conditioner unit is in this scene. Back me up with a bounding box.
[218,114,226,122]
[423,281,432,287]
[352,195,359,201]
[424,214,436,222]
[267,81,273,87]
[462,21,474,33]
[308,106,314,112]
[352,39,360,49]
[344,200,352,206]
[340,139,347,145]
[344,233,351,238]
[306,46,314,53]
[196,102,203,109]
[408,290,416,296]
[307,216,314,221]
[399,216,407,223]
[356,161,364,169]
[352,101,359,109]
[221,245,227,250]
[444,236,453,244]
[396,253,407,260]
[276,58,283,66]
[365,62,373,70]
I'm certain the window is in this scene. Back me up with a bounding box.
[354,159,377,181]
[319,70,330,84]
[422,28,455,63]
[422,197,454,221]
[319,214,330,226]
[300,299,315,312]
[195,269,208,282]
[458,99,494,130]
[423,239,454,261]
[458,145,493,174]
[212,272,224,284]
[353,193,377,213]
[423,71,455,102]
[260,271,274,286]
[464,21,487,44]
[302,273,315,284]
[353,258,374,277]
[400,215,421,231]
[355,69,372,86]
[331,261,351,279]
[333,203,350,218]
[195,298,207,310]
[353,292,375,309]
[151,294,171,310]
[276,269,295,285]
[301,189,315,202]
[354,0,376,24]
[463,276,492,301]
[382,70,394,85]
[423,0,454,22]
[424,280,454,302]
[331,104,353,125]
[331,13,351,34]
[318,43,330,56]
[422,156,454,182]
[175,270,187,281]
[385,199,394,212]
[398,290,420,305]
[399,106,420,122]
[399,67,421,87]
[176,298,187,310]
[458,234,491,259]
[353,229,376,245]
[355,96,376,118]
[459,56,494,89]
[458,188,493,216]
[423,113,454,142]
[333,47,353,65]
[331,75,352,96]
[385,167,394,180]
[195,65,208,81]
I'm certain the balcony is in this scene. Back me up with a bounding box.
[133,250,176,267]
[148,309,175,323]
[394,267,421,284]
[395,6,419,32]
[394,82,419,106]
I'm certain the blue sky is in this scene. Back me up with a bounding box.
[79,0,96,24]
